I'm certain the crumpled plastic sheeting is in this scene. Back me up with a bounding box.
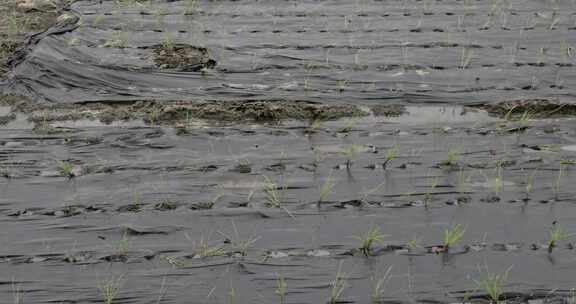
[3,0,576,104]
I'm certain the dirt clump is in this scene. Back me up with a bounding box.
[152,44,216,71]
[473,99,576,119]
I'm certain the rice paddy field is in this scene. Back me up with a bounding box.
[2,0,576,303]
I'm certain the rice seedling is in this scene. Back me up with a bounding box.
[552,163,565,200]
[161,32,175,52]
[424,175,439,204]
[317,174,335,207]
[262,175,283,207]
[457,167,472,194]
[57,160,75,178]
[407,236,422,251]
[341,144,362,169]
[547,222,575,252]
[443,224,465,251]
[336,79,347,92]
[492,160,503,195]
[459,46,474,69]
[441,147,460,166]
[103,31,128,48]
[228,286,236,304]
[329,262,347,304]
[184,0,199,15]
[382,145,399,169]
[353,226,386,256]
[188,234,226,258]
[262,176,294,218]
[358,181,386,205]
[474,266,511,304]
[523,168,538,200]
[99,274,124,304]
[339,115,360,133]
[275,275,287,304]
[370,266,393,303]
[116,230,131,257]
[217,220,260,257]
[12,279,22,304]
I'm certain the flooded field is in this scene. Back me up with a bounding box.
[1,0,576,303]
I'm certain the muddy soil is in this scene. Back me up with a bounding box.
[2,103,576,303]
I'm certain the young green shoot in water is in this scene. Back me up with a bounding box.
[441,147,460,166]
[424,174,439,204]
[523,168,538,200]
[370,265,393,303]
[329,262,347,304]
[217,220,260,257]
[474,266,511,304]
[263,175,283,208]
[443,224,465,251]
[99,274,124,304]
[275,275,287,304]
[188,234,226,258]
[382,145,399,169]
[262,175,294,218]
[353,226,386,256]
[547,222,575,252]
[57,160,75,178]
[358,181,386,205]
[552,163,565,201]
[341,144,362,169]
[318,174,335,207]
[12,279,22,304]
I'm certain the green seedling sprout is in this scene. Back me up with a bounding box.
[353,226,386,256]
[228,287,236,304]
[117,230,130,257]
[553,163,565,201]
[474,266,512,304]
[161,32,175,52]
[424,174,439,204]
[184,0,199,15]
[547,222,575,252]
[442,147,461,166]
[382,145,399,169]
[99,274,124,304]
[459,46,473,69]
[341,144,362,169]
[407,236,422,251]
[275,275,288,304]
[263,175,282,208]
[57,160,75,178]
[188,234,226,258]
[443,224,465,250]
[217,220,260,257]
[359,181,386,205]
[493,160,503,195]
[336,79,347,92]
[318,175,336,207]
[339,115,360,133]
[329,262,347,304]
[457,167,473,194]
[12,279,22,304]
[262,175,294,218]
[523,168,538,200]
[370,266,393,303]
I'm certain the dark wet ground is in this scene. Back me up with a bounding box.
[2,105,576,303]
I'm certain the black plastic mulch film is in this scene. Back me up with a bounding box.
[2,0,576,104]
